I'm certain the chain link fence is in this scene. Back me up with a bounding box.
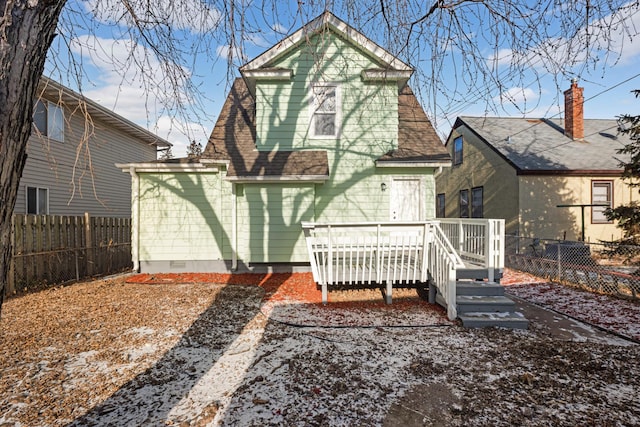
[505,235,640,301]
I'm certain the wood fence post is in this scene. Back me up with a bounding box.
[8,215,16,295]
[85,212,93,277]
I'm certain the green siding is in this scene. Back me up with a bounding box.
[255,32,398,152]
[135,27,438,269]
[236,184,315,262]
[138,172,227,261]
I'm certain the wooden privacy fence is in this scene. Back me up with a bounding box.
[8,213,132,295]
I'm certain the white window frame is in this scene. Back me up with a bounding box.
[309,83,341,139]
[26,186,49,215]
[33,100,64,142]
[592,180,613,224]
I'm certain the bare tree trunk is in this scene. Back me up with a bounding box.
[0,0,66,315]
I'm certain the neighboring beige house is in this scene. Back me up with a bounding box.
[436,80,639,242]
[16,77,171,217]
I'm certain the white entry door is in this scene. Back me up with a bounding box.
[390,177,424,221]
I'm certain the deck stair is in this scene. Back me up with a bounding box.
[454,280,529,329]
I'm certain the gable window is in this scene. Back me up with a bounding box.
[26,186,49,214]
[471,186,483,218]
[33,100,64,142]
[436,193,445,218]
[592,180,613,224]
[453,136,463,165]
[310,84,340,138]
[459,189,469,218]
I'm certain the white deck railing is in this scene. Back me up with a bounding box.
[301,219,504,321]
[437,219,505,282]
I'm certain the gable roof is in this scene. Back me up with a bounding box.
[39,77,171,149]
[241,12,412,74]
[203,78,450,176]
[455,116,627,174]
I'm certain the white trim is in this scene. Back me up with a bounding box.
[361,69,413,81]
[116,163,219,173]
[240,12,412,73]
[231,183,238,271]
[225,175,328,183]
[129,167,140,272]
[376,161,452,168]
[242,69,293,80]
[309,82,341,139]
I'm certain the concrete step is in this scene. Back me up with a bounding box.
[456,280,505,297]
[458,311,530,329]
[456,295,516,314]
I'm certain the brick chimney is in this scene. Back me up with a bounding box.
[564,78,584,140]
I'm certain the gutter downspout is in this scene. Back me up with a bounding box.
[231,183,238,271]
[129,166,140,271]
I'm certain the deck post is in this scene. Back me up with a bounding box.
[487,220,495,282]
[327,225,333,285]
[428,282,436,304]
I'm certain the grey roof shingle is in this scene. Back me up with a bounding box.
[203,79,450,177]
[457,116,628,173]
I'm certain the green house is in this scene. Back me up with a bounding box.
[118,12,450,274]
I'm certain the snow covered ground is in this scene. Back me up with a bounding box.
[0,270,638,426]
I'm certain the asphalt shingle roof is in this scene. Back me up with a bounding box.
[203,78,450,178]
[457,116,628,172]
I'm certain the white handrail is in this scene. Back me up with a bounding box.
[301,219,504,321]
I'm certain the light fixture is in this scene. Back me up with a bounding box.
[381,183,387,192]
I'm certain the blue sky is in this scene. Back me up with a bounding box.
[46,1,640,157]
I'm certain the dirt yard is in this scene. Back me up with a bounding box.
[0,270,638,426]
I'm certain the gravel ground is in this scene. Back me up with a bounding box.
[0,272,638,426]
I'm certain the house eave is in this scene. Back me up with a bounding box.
[225,175,329,183]
[516,169,623,176]
[115,162,219,173]
[240,12,413,73]
[242,69,294,80]
[375,160,452,168]
[361,69,412,87]
[40,77,172,149]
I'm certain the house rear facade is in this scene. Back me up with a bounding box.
[119,12,451,273]
[15,77,171,218]
[436,81,638,242]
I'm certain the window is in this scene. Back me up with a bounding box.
[33,100,64,142]
[459,189,469,218]
[471,187,483,218]
[310,84,340,137]
[453,136,463,165]
[26,186,48,214]
[592,180,613,223]
[436,193,445,218]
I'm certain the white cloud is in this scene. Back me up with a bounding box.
[68,34,213,157]
[154,115,210,158]
[496,87,539,105]
[216,45,248,62]
[84,0,221,34]
[488,5,640,71]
